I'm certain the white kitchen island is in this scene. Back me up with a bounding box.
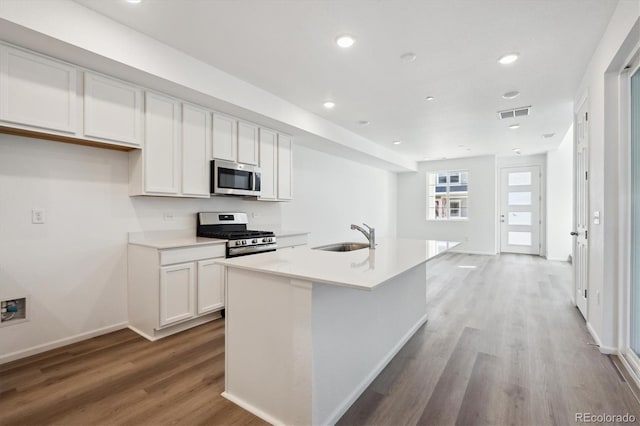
[216,239,459,426]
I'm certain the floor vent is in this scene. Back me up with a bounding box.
[497,106,531,120]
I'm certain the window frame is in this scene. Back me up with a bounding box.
[427,170,469,221]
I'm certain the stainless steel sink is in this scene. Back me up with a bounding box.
[313,242,370,252]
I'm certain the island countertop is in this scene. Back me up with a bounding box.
[216,238,459,290]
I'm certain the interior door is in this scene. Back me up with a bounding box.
[573,98,589,318]
[499,166,541,255]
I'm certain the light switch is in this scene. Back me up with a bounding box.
[593,211,600,225]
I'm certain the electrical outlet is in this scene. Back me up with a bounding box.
[32,209,45,224]
[163,212,174,222]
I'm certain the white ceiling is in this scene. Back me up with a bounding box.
[74,0,617,161]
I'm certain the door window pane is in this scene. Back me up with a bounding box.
[509,172,532,186]
[508,192,532,206]
[508,212,532,226]
[508,231,532,246]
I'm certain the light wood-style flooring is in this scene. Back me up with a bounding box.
[1,253,638,425]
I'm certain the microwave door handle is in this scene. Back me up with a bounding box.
[252,171,256,192]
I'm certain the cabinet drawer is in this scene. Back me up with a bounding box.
[160,245,226,265]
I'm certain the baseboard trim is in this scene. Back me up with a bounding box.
[127,325,158,342]
[322,313,429,426]
[586,321,602,347]
[599,346,619,355]
[450,249,497,256]
[585,322,617,354]
[222,391,284,426]
[0,322,128,365]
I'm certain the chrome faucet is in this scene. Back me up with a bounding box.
[350,223,376,249]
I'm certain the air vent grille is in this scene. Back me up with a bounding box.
[497,106,531,120]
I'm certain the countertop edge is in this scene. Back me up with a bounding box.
[216,241,460,290]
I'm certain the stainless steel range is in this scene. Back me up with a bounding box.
[197,212,276,258]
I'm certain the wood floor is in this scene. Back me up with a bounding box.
[1,253,638,426]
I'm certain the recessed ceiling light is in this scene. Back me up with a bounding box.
[508,124,521,129]
[335,35,356,48]
[425,96,435,101]
[126,0,142,3]
[498,53,519,65]
[502,90,520,99]
[543,133,555,139]
[323,101,335,109]
[393,141,402,145]
[512,148,522,154]
[358,120,370,126]
[400,52,417,62]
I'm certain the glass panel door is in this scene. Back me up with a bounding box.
[500,166,541,255]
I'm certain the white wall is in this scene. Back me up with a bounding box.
[397,156,496,255]
[573,0,639,350]
[281,145,397,247]
[0,134,397,362]
[546,126,574,261]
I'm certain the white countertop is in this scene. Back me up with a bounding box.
[127,229,309,249]
[128,231,227,249]
[216,238,459,290]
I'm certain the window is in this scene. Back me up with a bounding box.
[427,171,469,220]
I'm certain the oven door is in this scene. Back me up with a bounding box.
[211,160,260,196]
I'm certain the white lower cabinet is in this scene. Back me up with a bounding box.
[160,263,196,327]
[197,259,224,314]
[128,242,226,340]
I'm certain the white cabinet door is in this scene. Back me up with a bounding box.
[0,45,77,134]
[212,113,237,161]
[144,92,180,194]
[83,72,142,147]
[277,133,293,200]
[237,120,259,165]
[197,259,224,315]
[159,263,196,327]
[258,127,278,200]
[181,103,211,197]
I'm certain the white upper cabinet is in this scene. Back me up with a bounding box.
[258,127,278,200]
[237,120,259,165]
[83,72,143,147]
[277,133,293,200]
[181,103,211,197]
[212,112,237,161]
[0,45,77,135]
[144,92,180,194]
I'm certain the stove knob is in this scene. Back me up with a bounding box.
[262,238,268,243]
[268,237,273,242]
[235,241,241,246]
[252,239,258,243]
[242,240,247,245]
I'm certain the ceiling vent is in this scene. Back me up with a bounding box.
[497,106,531,120]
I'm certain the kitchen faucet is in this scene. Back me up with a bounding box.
[350,223,376,249]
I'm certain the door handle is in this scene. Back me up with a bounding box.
[570,231,579,236]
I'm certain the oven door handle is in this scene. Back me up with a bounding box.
[228,243,277,256]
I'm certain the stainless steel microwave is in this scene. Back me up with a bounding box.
[210,160,261,196]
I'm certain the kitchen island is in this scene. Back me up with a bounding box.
[216,239,459,425]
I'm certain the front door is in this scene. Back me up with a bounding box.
[499,166,541,255]
[574,98,589,318]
